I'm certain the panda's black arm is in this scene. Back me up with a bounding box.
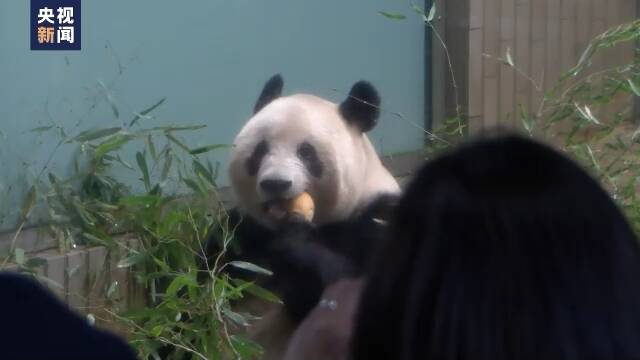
[201,212,351,321]
[199,193,399,322]
[270,193,401,321]
[319,192,401,272]
[268,221,357,322]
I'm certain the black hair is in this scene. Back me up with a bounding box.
[0,273,137,360]
[352,135,640,360]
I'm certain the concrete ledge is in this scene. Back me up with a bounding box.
[0,236,141,327]
[0,227,57,257]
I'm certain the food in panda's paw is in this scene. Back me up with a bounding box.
[287,192,315,222]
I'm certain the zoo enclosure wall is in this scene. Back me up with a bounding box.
[431,0,639,131]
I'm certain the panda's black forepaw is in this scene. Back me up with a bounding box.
[271,218,317,256]
[275,214,315,234]
[287,212,312,225]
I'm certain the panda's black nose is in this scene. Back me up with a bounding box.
[260,179,292,194]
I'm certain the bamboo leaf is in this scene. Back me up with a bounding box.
[129,97,166,127]
[575,44,594,72]
[232,279,281,303]
[519,104,534,134]
[94,134,134,159]
[182,178,202,194]
[505,48,514,67]
[161,150,173,181]
[81,232,109,246]
[136,152,151,191]
[117,251,146,268]
[426,3,437,22]
[14,248,25,265]
[189,144,231,155]
[575,103,601,125]
[585,144,601,171]
[98,80,119,119]
[165,274,198,297]
[73,200,96,226]
[150,125,206,132]
[29,125,55,133]
[193,160,214,185]
[71,127,121,142]
[106,281,119,299]
[411,3,423,15]
[222,308,249,327]
[228,261,273,276]
[628,79,640,96]
[230,335,263,359]
[20,186,36,221]
[150,325,164,337]
[378,11,406,20]
[114,154,134,170]
[212,161,220,181]
[147,134,157,160]
[165,133,190,152]
[67,264,81,278]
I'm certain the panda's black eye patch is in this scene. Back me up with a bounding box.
[246,140,269,176]
[297,142,323,178]
[297,142,316,160]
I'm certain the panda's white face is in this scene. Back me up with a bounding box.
[231,95,346,227]
[229,75,400,229]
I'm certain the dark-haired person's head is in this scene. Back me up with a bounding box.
[352,135,640,360]
[0,272,137,360]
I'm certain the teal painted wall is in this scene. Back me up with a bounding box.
[0,0,426,230]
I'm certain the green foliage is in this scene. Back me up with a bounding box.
[429,19,640,233]
[378,11,407,20]
[112,193,274,360]
[2,97,272,359]
[70,128,272,359]
[528,20,640,231]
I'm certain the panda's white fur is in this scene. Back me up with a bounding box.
[229,93,399,228]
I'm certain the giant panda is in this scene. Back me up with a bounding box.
[205,74,401,357]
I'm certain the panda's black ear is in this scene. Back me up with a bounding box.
[254,74,284,114]
[339,81,381,133]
